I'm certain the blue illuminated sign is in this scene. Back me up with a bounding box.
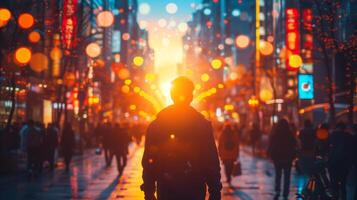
[112,30,121,53]
[298,74,314,99]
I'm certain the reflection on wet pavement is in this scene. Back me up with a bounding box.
[0,144,309,200]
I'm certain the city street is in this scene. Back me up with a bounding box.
[0,144,309,200]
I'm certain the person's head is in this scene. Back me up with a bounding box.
[304,119,313,128]
[170,76,194,106]
[276,118,291,133]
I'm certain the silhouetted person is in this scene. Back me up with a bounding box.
[250,123,261,155]
[351,124,357,200]
[111,123,130,175]
[102,123,113,166]
[298,119,316,175]
[218,123,240,186]
[61,123,75,172]
[315,123,329,157]
[141,77,222,200]
[328,122,354,200]
[44,123,59,170]
[25,120,43,175]
[268,118,297,199]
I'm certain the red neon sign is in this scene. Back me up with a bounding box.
[285,8,300,70]
[62,0,78,50]
[302,8,313,64]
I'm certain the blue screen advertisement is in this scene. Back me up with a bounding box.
[298,74,314,99]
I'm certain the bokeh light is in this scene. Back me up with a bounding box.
[50,47,62,60]
[201,73,210,82]
[122,33,131,41]
[86,43,101,58]
[30,53,48,73]
[211,59,223,70]
[0,8,11,22]
[178,22,188,33]
[158,18,167,28]
[259,41,274,56]
[118,68,130,80]
[166,3,178,14]
[133,56,144,67]
[97,11,114,28]
[259,89,273,102]
[28,31,41,43]
[289,54,303,68]
[18,13,34,29]
[14,47,32,65]
[232,9,240,17]
[203,8,211,16]
[121,85,130,94]
[139,3,151,15]
[235,35,250,49]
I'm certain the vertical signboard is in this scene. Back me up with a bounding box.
[298,74,314,99]
[112,30,121,53]
[301,8,313,73]
[285,8,300,70]
[62,0,78,50]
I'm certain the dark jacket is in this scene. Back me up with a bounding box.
[268,128,297,163]
[61,127,75,155]
[299,127,316,153]
[141,105,222,200]
[328,130,354,169]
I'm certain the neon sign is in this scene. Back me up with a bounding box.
[62,0,78,50]
[285,8,300,70]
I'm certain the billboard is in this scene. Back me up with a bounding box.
[298,74,314,99]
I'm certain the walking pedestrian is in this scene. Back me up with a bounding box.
[298,119,316,174]
[328,122,354,200]
[25,120,43,175]
[111,123,130,175]
[218,123,240,186]
[141,77,222,200]
[44,123,59,170]
[250,123,261,155]
[268,118,297,199]
[102,123,113,167]
[61,123,75,172]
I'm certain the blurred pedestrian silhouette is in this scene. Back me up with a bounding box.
[218,123,240,186]
[44,123,59,170]
[103,123,113,167]
[24,120,43,175]
[111,123,130,175]
[250,123,261,155]
[268,118,297,199]
[328,122,354,200]
[141,77,222,200]
[61,123,75,172]
[298,119,316,175]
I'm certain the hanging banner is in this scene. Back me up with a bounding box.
[285,8,300,70]
[62,0,78,50]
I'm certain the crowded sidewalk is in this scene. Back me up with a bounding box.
[0,143,328,200]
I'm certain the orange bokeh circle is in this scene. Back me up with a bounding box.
[18,13,34,29]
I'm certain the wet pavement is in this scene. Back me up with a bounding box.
[0,144,312,200]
